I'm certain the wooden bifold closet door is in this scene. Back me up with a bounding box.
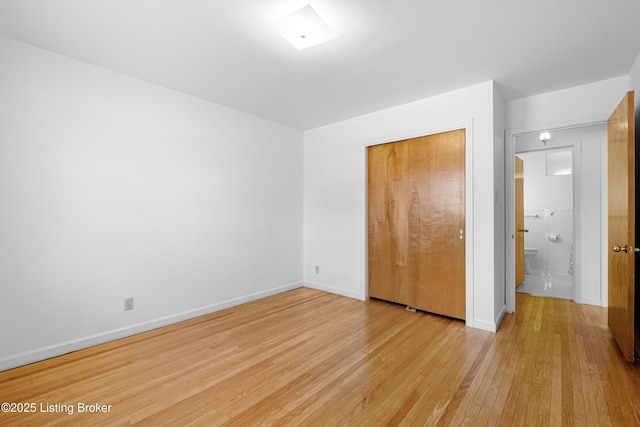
[367,129,465,320]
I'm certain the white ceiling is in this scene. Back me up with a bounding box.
[1,0,639,130]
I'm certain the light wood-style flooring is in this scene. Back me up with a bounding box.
[1,288,640,426]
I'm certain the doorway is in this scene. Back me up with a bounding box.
[515,147,575,300]
[508,123,608,309]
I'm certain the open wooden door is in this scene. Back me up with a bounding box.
[515,156,525,286]
[608,91,636,362]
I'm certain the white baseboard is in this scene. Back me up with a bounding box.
[494,304,507,331]
[304,281,365,301]
[470,318,498,333]
[0,281,303,372]
[577,297,604,307]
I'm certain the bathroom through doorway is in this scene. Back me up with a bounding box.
[514,123,607,303]
[515,148,574,299]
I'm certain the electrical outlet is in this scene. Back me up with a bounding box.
[124,297,134,311]
[315,265,320,274]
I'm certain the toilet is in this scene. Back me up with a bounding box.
[524,247,538,274]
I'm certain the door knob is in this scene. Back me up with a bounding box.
[613,245,629,253]
[518,229,529,233]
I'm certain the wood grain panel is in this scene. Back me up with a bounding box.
[608,91,636,362]
[367,140,411,305]
[2,288,640,425]
[410,130,465,318]
[368,129,465,319]
[515,156,525,286]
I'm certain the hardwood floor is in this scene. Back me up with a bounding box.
[1,288,640,426]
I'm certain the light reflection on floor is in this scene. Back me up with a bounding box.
[517,273,574,300]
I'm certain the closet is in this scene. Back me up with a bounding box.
[367,129,465,319]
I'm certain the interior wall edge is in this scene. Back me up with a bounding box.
[0,281,303,373]
[494,304,507,331]
[303,281,365,301]
[470,317,498,333]
[578,297,603,307]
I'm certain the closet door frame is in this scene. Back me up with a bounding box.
[364,123,474,324]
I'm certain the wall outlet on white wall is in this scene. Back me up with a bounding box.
[124,297,134,311]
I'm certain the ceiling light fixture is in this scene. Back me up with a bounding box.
[274,4,338,51]
[539,131,551,145]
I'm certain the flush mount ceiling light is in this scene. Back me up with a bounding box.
[274,4,338,51]
[539,131,551,145]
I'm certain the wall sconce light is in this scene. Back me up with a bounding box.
[539,131,551,145]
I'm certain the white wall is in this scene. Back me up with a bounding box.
[493,85,506,323]
[630,52,640,114]
[506,77,629,131]
[303,81,502,332]
[579,132,608,305]
[505,76,629,312]
[0,36,304,371]
[630,53,640,149]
